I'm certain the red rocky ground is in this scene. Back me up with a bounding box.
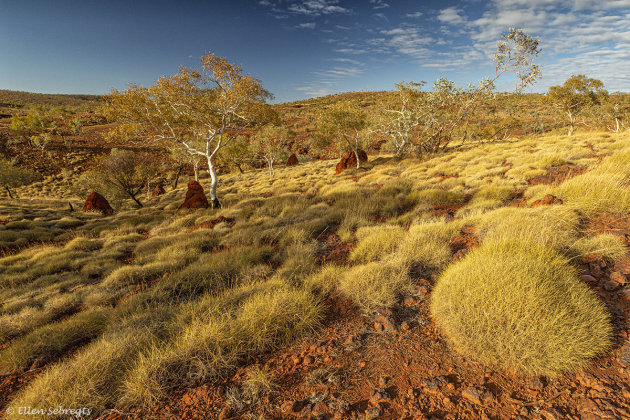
[101,217,630,420]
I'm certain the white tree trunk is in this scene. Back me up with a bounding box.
[267,158,274,177]
[353,147,361,169]
[194,161,199,181]
[206,155,221,208]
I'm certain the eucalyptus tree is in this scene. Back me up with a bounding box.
[379,28,542,157]
[316,101,369,168]
[547,75,607,135]
[105,53,273,208]
[250,124,289,177]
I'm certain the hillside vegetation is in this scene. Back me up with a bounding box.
[0,128,628,417]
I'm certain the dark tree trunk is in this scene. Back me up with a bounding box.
[5,186,13,199]
[172,165,184,189]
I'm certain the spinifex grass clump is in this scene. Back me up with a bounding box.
[430,239,612,376]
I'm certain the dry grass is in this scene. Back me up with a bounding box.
[2,129,629,414]
[431,239,612,376]
[349,224,404,263]
[339,261,412,313]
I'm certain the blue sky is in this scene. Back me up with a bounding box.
[1,0,629,102]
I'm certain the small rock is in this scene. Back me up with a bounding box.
[369,389,390,406]
[303,355,314,365]
[299,403,314,418]
[540,408,562,420]
[378,376,388,387]
[580,274,598,283]
[422,376,447,395]
[333,405,350,419]
[622,289,630,302]
[401,321,410,331]
[619,342,630,368]
[590,263,604,278]
[292,356,302,365]
[365,405,382,419]
[610,271,627,286]
[374,322,385,332]
[344,333,361,346]
[281,400,300,413]
[529,376,544,390]
[583,254,603,264]
[602,280,619,291]
[531,194,563,207]
[461,387,482,405]
[580,399,605,420]
[312,402,329,416]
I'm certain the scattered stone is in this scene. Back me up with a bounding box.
[619,342,630,368]
[292,356,302,365]
[151,183,166,197]
[299,403,314,418]
[531,194,563,207]
[281,400,300,413]
[461,388,482,405]
[312,402,328,416]
[303,355,314,365]
[580,399,605,420]
[610,271,627,286]
[82,192,114,215]
[529,376,544,391]
[286,153,299,166]
[378,376,389,387]
[580,274,598,284]
[345,333,362,347]
[374,322,385,332]
[422,376,447,395]
[590,263,604,278]
[333,405,350,419]
[374,311,397,333]
[540,408,562,420]
[335,150,368,174]
[583,254,604,264]
[369,389,390,406]
[365,405,382,419]
[602,280,619,291]
[401,321,411,331]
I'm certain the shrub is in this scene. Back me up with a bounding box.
[339,262,412,313]
[387,221,457,271]
[0,308,110,373]
[431,239,612,375]
[406,188,465,207]
[349,225,404,263]
[570,234,628,262]
[477,206,580,251]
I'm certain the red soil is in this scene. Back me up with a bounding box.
[528,164,587,186]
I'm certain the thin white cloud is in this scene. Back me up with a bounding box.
[437,7,468,26]
[286,0,351,16]
[296,22,316,29]
[405,11,423,18]
[370,0,390,10]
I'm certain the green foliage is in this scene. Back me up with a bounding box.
[547,75,607,135]
[0,159,36,198]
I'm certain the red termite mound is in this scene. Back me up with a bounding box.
[335,150,368,174]
[179,180,209,210]
[82,192,114,215]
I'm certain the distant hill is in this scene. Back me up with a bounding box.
[0,89,100,109]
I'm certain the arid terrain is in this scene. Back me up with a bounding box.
[0,78,630,420]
